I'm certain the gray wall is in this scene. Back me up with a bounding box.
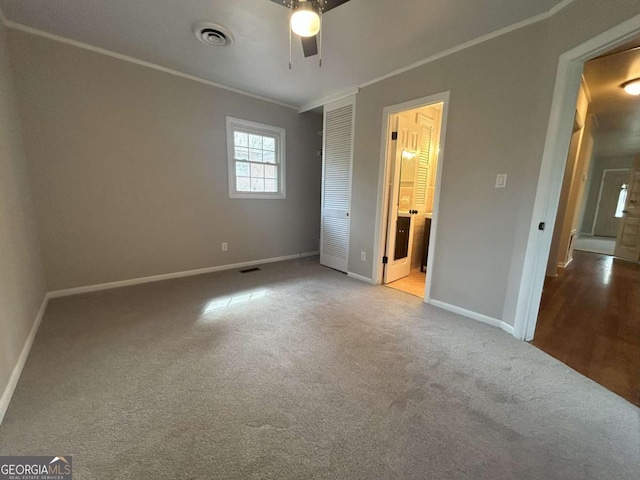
[581,155,634,234]
[8,30,322,291]
[349,0,640,324]
[0,21,46,409]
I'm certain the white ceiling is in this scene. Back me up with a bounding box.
[584,39,640,157]
[0,0,567,108]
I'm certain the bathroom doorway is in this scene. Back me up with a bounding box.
[381,102,444,298]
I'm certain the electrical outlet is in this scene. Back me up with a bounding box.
[361,251,366,261]
[495,173,507,188]
[222,242,228,251]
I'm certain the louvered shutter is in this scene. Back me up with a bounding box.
[320,96,355,272]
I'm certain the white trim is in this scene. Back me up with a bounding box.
[298,87,359,113]
[558,258,573,269]
[430,299,514,335]
[3,21,298,110]
[513,13,640,341]
[3,2,577,113]
[347,272,376,284]
[548,0,576,15]
[48,252,319,298]
[372,92,450,306]
[0,295,49,425]
[357,1,576,91]
[226,116,286,200]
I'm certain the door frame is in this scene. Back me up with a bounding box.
[372,91,450,302]
[591,168,630,236]
[513,13,640,341]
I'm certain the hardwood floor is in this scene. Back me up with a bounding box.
[531,250,640,406]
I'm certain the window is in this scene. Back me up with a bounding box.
[226,117,286,199]
[615,183,628,218]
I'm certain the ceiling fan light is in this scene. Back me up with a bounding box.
[623,78,640,95]
[291,2,320,37]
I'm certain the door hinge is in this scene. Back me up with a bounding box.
[391,131,398,140]
[382,256,388,264]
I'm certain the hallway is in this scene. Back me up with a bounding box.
[532,250,640,406]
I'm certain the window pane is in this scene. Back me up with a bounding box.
[264,165,277,179]
[249,149,263,162]
[248,134,263,149]
[251,163,264,178]
[234,131,248,147]
[263,150,276,164]
[237,176,251,192]
[615,184,628,218]
[263,137,275,151]
[251,178,265,192]
[234,147,248,160]
[265,179,278,192]
[236,161,250,177]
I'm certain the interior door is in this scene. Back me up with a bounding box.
[614,156,640,261]
[384,115,420,284]
[320,96,355,272]
[593,170,629,237]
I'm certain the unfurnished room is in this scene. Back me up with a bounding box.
[0,1,639,479]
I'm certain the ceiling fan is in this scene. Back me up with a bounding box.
[268,0,352,67]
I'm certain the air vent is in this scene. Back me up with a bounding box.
[193,22,234,47]
[239,267,261,274]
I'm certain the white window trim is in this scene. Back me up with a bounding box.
[226,116,286,199]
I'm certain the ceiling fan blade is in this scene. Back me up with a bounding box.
[301,35,318,57]
[319,0,351,13]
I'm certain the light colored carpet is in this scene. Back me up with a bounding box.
[573,235,616,256]
[1,257,638,479]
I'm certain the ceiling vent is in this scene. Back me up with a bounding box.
[193,22,233,47]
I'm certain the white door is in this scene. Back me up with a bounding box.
[384,115,421,283]
[614,155,640,261]
[320,96,355,272]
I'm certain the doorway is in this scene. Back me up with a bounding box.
[513,14,640,341]
[527,34,640,404]
[379,100,445,298]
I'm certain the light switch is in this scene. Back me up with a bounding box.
[495,174,507,188]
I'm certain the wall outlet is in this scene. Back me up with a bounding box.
[495,173,507,188]
[361,251,366,261]
[222,242,228,251]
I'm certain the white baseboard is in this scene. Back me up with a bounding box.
[0,294,49,425]
[347,272,377,284]
[558,257,573,269]
[429,299,514,335]
[48,252,320,298]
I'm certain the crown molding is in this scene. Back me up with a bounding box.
[298,87,359,113]
[3,20,298,110]
[358,0,576,91]
[2,0,576,112]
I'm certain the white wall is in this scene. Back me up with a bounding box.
[7,29,323,291]
[349,0,640,324]
[0,20,46,418]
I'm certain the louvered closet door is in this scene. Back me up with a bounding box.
[321,96,355,272]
